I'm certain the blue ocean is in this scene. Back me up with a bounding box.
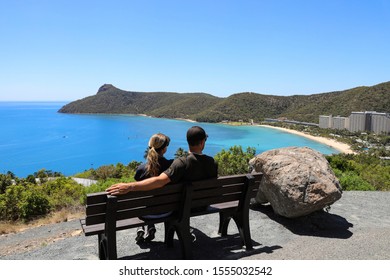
[0,102,338,177]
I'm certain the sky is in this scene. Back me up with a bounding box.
[1,0,390,101]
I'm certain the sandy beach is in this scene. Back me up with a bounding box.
[259,125,355,154]
[174,117,197,123]
[139,114,354,154]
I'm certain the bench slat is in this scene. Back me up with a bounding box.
[190,201,239,217]
[192,184,244,200]
[190,175,247,190]
[86,183,184,204]
[191,193,242,209]
[85,201,181,225]
[86,193,182,216]
[82,214,180,236]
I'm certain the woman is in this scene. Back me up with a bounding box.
[134,133,173,244]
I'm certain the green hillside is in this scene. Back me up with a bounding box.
[59,82,390,123]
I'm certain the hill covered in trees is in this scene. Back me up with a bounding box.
[59,82,390,123]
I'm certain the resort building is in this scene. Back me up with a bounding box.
[318,111,390,134]
[319,115,349,130]
[319,115,333,129]
[371,112,390,134]
[349,112,369,132]
[333,116,350,130]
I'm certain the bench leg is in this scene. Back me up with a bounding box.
[176,225,193,260]
[164,221,193,259]
[218,210,234,236]
[233,213,253,250]
[99,195,118,260]
[164,222,176,248]
[98,232,118,260]
[98,233,108,260]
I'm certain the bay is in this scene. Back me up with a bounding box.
[0,102,338,177]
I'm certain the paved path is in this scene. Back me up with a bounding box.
[1,191,389,260]
[71,177,97,187]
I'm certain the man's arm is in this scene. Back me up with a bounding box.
[106,172,171,195]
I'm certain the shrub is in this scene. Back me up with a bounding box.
[339,171,375,191]
[361,164,390,191]
[0,185,25,220]
[214,145,256,176]
[82,161,141,180]
[18,189,51,221]
[326,153,390,191]
[0,174,13,194]
[0,184,51,221]
[326,154,356,172]
[93,165,120,180]
[73,169,95,179]
[44,177,85,210]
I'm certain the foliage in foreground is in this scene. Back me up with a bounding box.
[0,176,84,221]
[214,145,256,176]
[326,153,390,191]
[0,163,142,222]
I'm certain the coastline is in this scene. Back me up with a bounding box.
[137,114,355,154]
[174,117,197,123]
[137,113,197,123]
[259,124,356,154]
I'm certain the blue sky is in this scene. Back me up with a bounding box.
[1,0,389,101]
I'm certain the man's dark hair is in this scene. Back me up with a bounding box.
[186,126,207,146]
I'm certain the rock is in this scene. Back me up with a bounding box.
[97,84,117,94]
[249,147,342,218]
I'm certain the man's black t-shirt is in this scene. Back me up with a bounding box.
[163,153,218,183]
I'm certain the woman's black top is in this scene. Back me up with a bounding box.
[134,156,174,181]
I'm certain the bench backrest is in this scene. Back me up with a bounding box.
[84,173,262,227]
[190,173,262,210]
[85,182,186,226]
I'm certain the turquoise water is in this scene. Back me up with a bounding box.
[0,102,338,177]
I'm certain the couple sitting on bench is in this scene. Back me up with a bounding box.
[106,126,218,244]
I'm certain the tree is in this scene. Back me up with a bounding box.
[214,146,256,176]
[25,175,37,185]
[128,161,142,170]
[0,174,13,194]
[34,169,49,184]
[94,165,119,180]
[6,171,15,179]
[175,147,189,158]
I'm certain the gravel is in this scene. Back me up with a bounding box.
[1,191,389,260]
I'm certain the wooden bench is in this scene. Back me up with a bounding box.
[80,173,262,259]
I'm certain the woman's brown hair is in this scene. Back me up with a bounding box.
[146,133,170,177]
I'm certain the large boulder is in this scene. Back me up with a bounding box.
[249,147,342,218]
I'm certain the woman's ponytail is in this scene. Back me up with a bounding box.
[146,146,160,177]
[145,133,170,177]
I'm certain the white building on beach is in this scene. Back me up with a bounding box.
[371,112,390,134]
[319,111,390,134]
[319,115,333,129]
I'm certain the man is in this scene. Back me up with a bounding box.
[106,126,218,195]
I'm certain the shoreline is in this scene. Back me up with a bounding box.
[258,124,356,154]
[136,114,355,154]
[174,117,197,123]
[136,114,197,123]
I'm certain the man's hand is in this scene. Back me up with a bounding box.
[106,173,170,195]
[106,183,132,195]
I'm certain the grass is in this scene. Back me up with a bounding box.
[0,206,84,235]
